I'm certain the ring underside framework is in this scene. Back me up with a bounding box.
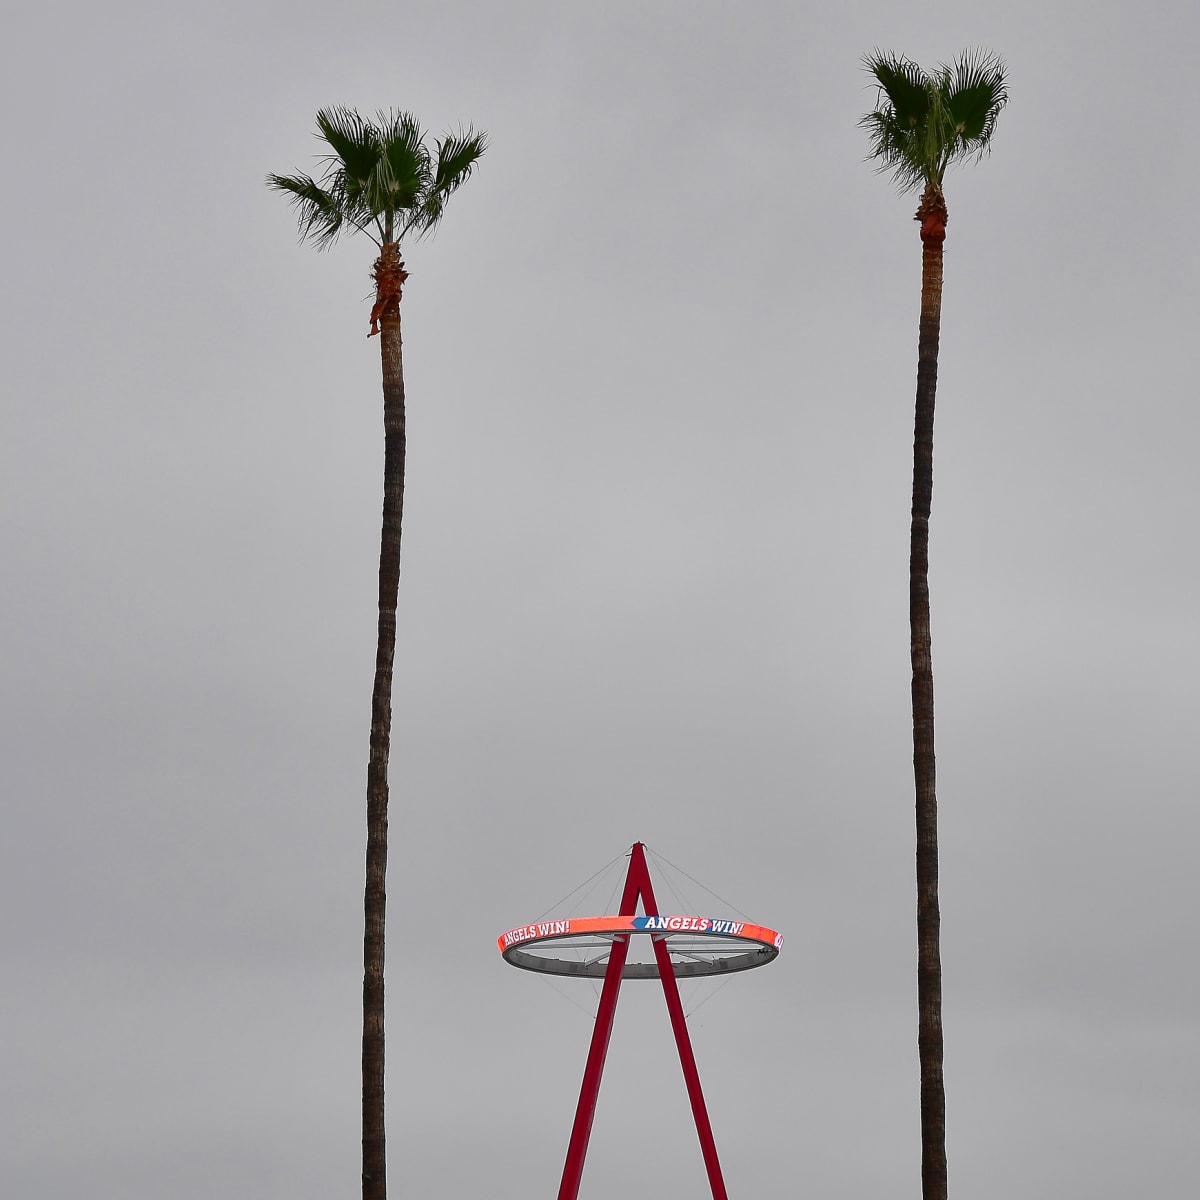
[498,914,784,979]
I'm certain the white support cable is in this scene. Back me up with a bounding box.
[534,851,626,922]
[650,849,694,914]
[683,973,737,1021]
[644,845,741,1012]
[644,845,753,921]
[602,862,624,916]
[536,974,603,1021]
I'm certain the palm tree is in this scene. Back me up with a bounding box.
[268,108,486,1200]
[860,50,1007,1200]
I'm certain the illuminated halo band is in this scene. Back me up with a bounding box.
[497,914,784,980]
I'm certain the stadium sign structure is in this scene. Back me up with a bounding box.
[498,913,784,979]
[499,843,780,1200]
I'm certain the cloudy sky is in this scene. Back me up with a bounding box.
[3,1,1197,1196]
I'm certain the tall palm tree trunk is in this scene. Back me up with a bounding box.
[363,241,408,1200]
[911,182,947,1200]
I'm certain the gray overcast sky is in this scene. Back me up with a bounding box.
[2,1,1197,1197]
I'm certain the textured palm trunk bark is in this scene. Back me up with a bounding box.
[363,241,407,1200]
[912,183,947,1200]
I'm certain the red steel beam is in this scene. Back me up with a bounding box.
[638,850,729,1200]
[555,843,728,1200]
[555,851,640,1200]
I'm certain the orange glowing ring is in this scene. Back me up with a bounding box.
[497,914,783,979]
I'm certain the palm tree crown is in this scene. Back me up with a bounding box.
[860,50,1007,193]
[267,107,487,249]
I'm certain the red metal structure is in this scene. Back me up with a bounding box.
[559,842,724,1199]
[498,843,782,1199]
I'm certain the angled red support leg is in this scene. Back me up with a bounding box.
[639,853,729,1200]
[556,843,728,1200]
[556,854,640,1200]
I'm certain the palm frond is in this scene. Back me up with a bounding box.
[432,128,488,197]
[374,115,431,215]
[944,49,1008,149]
[860,114,926,193]
[860,52,936,193]
[374,110,425,153]
[412,127,488,238]
[315,107,380,191]
[864,51,929,129]
[266,171,347,249]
